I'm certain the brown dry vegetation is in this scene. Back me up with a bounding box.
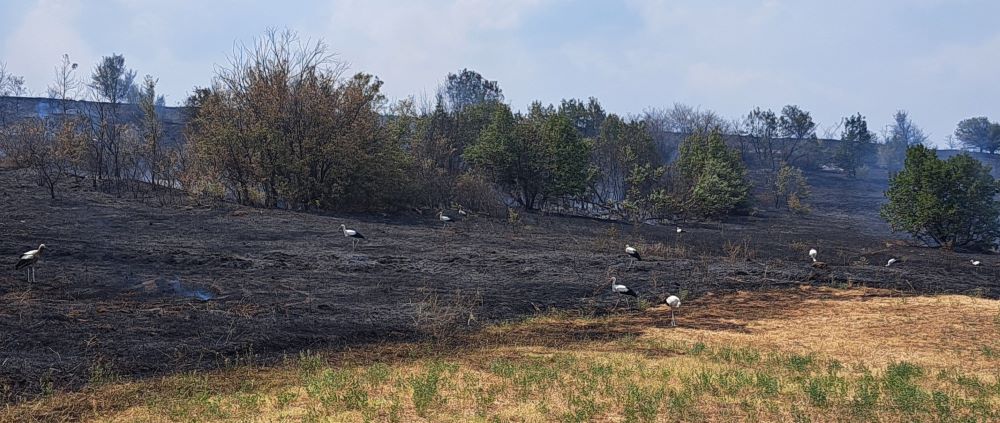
[5,286,999,422]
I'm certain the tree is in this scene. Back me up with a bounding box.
[835,113,876,178]
[777,105,818,164]
[47,54,81,113]
[675,130,751,218]
[186,29,408,211]
[881,145,1000,251]
[464,104,591,209]
[88,53,138,193]
[89,54,136,104]
[558,97,605,139]
[1,119,82,199]
[138,75,164,189]
[881,110,928,172]
[443,68,503,112]
[954,117,1000,154]
[0,62,27,126]
[0,61,27,96]
[775,164,811,213]
[589,114,660,207]
[743,107,779,169]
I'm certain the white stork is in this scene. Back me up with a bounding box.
[886,258,897,267]
[809,248,818,262]
[15,244,46,283]
[610,276,638,309]
[625,244,642,269]
[439,211,453,228]
[339,224,365,250]
[676,227,684,234]
[665,295,681,326]
[971,259,982,266]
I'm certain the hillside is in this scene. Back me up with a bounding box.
[0,166,997,411]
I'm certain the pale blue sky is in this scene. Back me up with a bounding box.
[2,0,999,145]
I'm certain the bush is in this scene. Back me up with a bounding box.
[880,145,1000,251]
[776,164,811,213]
[675,130,751,218]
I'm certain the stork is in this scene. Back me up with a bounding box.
[665,295,681,326]
[971,259,982,266]
[809,248,818,262]
[339,224,365,250]
[676,227,684,234]
[15,244,46,283]
[886,258,897,267]
[438,211,453,228]
[625,244,641,269]
[610,276,637,309]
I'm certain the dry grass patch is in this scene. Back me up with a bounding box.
[5,287,999,422]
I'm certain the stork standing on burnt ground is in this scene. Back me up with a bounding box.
[438,211,453,229]
[15,244,46,283]
[665,294,681,326]
[970,259,982,266]
[809,248,818,262]
[886,258,898,267]
[610,276,638,309]
[625,244,641,269]
[339,224,365,250]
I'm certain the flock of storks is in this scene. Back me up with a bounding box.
[11,208,988,329]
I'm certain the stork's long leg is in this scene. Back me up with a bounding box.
[613,295,621,310]
[670,309,676,327]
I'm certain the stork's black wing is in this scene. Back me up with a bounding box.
[15,257,33,270]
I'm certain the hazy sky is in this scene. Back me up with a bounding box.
[1,0,998,146]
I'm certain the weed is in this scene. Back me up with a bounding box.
[276,390,297,409]
[851,372,880,418]
[883,361,928,413]
[754,372,779,396]
[410,362,447,417]
[623,383,664,423]
[562,390,601,423]
[785,354,815,373]
[981,346,998,359]
[690,342,707,356]
[365,362,391,386]
[932,391,951,419]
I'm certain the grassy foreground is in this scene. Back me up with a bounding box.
[6,287,1000,422]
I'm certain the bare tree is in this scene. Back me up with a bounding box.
[0,62,28,127]
[47,54,81,114]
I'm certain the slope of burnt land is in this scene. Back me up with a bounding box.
[0,168,996,402]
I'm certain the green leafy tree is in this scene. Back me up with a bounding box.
[835,113,876,177]
[954,117,1000,154]
[443,68,503,112]
[880,145,1000,251]
[465,104,591,209]
[676,131,751,218]
[777,104,818,164]
[558,97,606,139]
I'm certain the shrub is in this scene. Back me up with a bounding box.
[880,145,1000,251]
[776,164,811,213]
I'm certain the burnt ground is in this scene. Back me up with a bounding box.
[1,168,997,403]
